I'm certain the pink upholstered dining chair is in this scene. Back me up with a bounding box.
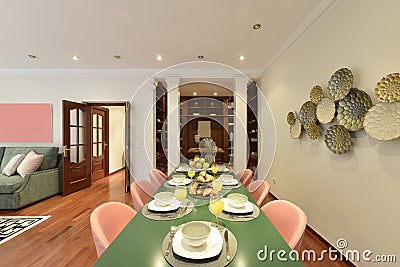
[236,169,253,188]
[261,200,307,251]
[149,169,167,187]
[130,180,157,211]
[246,180,270,206]
[90,201,137,257]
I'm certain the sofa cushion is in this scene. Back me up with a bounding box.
[0,174,23,193]
[0,147,59,171]
[1,154,25,176]
[17,151,44,178]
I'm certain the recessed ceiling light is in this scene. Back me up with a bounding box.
[253,24,262,30]
[72,55,80,61]
[156,55,163,61]
[193,92,197,96]
[114,55,122,60]
[197,55,204,60]
[213,92,218,96]
[239,55,245,61]
[28,54,37,59]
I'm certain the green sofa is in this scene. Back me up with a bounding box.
[0,146,62,209]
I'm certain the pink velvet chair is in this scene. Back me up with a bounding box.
[261,200,307,251]
[90,201,136,257]
[236,169,253,188]
[149,169,167,187]
[130,180,157,211]
[246,180,270,206]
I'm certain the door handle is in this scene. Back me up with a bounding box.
[63,145,71,158]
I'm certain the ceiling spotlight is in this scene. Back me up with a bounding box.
[114,55,122,60]
[197,55,204,60]
[72,55,80,61]
[156,55,163,61]
[28,54,37,59]
[239,55,245,61]
[193,92,197,96]
[213,92,218,96]
[253,23,262,30]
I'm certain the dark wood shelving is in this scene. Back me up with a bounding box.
[155,82,168,174]
[247,81,258,173]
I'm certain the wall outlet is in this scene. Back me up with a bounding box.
[272,178,277,185]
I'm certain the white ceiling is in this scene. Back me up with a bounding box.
[0,0,324,71]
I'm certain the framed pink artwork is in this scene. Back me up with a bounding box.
[0,104,53,142]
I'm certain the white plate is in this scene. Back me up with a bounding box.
[221,178,239,186]
[222,198,254,214]
[172,225,223,260]
[147,198,180,212]
[175,167,189,173]
[168,178,192,186]
[207,167,230,173]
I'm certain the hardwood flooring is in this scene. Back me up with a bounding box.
[0,171,351,267]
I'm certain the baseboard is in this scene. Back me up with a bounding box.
[268,192,356,267]
[108,167,125,176]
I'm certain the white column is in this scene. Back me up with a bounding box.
[166,77,180,175]
[234,76,248,172]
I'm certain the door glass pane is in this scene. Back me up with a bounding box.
[70,127,77,145]
[70,109,77,125]
[99,115,103,128]
[93,128,97,142]
[99,143,103,156]
[93,114,97,127]
[79,109,85,126]
[79,127,85,144]
[70,146,77,163]
[99,129,103,142]
[79,146,85,163]
[93,144,98,157]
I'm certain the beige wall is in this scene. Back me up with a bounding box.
[104,106,126,174]
[262,0,400,265]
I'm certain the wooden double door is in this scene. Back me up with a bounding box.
[62,101,110,196]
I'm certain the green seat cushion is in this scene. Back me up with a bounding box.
[0,174,23,193]
[1,147,59,171]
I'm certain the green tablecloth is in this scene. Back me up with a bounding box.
[93,169,303,267]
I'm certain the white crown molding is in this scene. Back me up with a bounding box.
[0,67,264,78]
[261,0,341,75]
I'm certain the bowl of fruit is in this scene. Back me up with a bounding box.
[189,157,210,171]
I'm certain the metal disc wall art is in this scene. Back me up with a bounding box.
[307,123,321,140]
[316,97,336,124]
[287,111,296,125]
[290,119,302,139]
[327,68,353,101]
[375,73,400,102]
[324,125,352,154]
[336,88,373,131]
[310,85,323,103]
[363,102,400,141]
[299,101,317,129]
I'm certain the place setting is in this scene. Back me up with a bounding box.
[142,187,194,221]
[215,193,260,222]
[163,174,193,188]
[218,174,241,189]
[162,220,237,267]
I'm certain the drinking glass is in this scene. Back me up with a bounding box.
[174,185,187,214]
[187,168,196,180]
[211,164,218,178]
[209,193,224,225]
[212,179,223,194]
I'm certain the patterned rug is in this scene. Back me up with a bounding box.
[0,216,50,245]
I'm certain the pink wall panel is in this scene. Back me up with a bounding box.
[0,104,52,142]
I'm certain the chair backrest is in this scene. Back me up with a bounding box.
[261,200,307,251]
[130,180,157,211]
[246,180,270,206]
[90,201,136,257]
[236,169,253,187]
[149,169,167,186]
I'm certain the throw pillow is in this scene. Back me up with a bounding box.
[17,151,44,178]
[1,154,25,176]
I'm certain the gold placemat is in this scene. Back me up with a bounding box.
[217,203,260,222]
[162,223,237,267]
[142,200,194,221]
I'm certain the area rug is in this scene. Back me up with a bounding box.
[0,216,51,245]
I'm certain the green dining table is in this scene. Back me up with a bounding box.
[93,169,304,267]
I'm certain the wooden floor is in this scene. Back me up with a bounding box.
[0,170,351,267]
